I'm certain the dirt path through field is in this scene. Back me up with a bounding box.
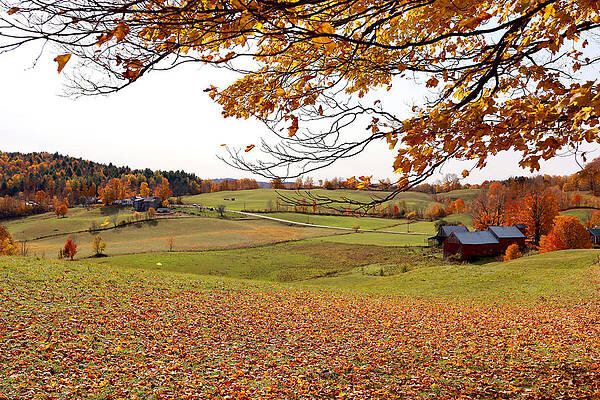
[225,209,429,236]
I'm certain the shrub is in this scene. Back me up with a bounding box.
[424,203,446,221]
[504,244,522,261]
[147,207,156,219]
[539,215,592,253]
[63,239,77,260]
[92,235,106,256]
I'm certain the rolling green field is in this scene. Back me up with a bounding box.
[183,188,439,211]
[94,242,444,282]
[305,249,600,300]
[437,188,481,201]
[308,232,430,246]
[4,207,123,240]
[254,212,404,230]
[560,208,597,221]
[94,240,600,301]
[20,217,337,258]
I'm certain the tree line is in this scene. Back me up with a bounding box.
[0,151,260,219]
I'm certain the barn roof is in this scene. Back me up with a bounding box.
[588,228,600,238]
[452,230,499,245]
[439,225,469,237]
[488,226,526,239]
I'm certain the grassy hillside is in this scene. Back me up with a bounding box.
[560,208,597,222]
[305,249,600,300]
[95,243,443,282]
[4,207,122,241]
[255,212,403,230]
[97,241,600,301]
[183,188,438,211]
[2,255,600,398]
[436,188,481,201]
[19,217,337,258]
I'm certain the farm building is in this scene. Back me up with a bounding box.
[588,228,600,245]
[133,197,162,212]
[444,230,500,259]
[487,226,526,249]
[514,223,528,235]
[429,225,469,246]
[443,226,527,259]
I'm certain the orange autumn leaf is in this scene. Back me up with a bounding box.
[53,54,71,73]
[114,22,130,43]
[245,144,255,152]
[7,7,19,14]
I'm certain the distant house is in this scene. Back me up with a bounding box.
[588,228,600,245]
[444,230,500,259]
[133,196,162,212]
[430,225,469,246]
[487,226,526,250]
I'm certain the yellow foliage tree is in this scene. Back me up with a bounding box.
[6,0,600,195]
[0,225,18,255]
[140,182,150,197]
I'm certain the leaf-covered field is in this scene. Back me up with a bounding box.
[2,257,600,399]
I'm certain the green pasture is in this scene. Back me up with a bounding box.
[255,212,403,230]
[88,244,600,301]
[183,188,438,211]
[94,242,443,282]
[436,188,481,201]
[560,208,597,222]
[23,217,337,258]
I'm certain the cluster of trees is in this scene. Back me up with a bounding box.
[471,182,560,245]
[0,152,264,219]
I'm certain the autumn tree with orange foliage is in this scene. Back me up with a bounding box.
[472,183,511,230]
[446,198,466,215]
[270,178,285,189]
[424,203,445,221]
[153,177,172,201]
[100,178,126,206]
[55,201,68,218]
[585,210,600,229]
[63,238,77,260]
[0,225,18,255]
[539,216,592,253]
[507,186,559,245]
[504,244,522,261]
[4,0,600,206]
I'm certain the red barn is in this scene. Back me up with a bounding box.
[444,231,501,259]
[487,226,526,251]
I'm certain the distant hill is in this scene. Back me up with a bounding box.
[0,151,204,198]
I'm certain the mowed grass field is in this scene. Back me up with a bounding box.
[94,242,445,282]
[254,212,404,230]
[560,207,598,221]
[20,217,338,258]
[2,252,600,398]
[4,207,123,241]
[183,188,439,211]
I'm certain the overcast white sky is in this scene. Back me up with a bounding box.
[0,45,592,184]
